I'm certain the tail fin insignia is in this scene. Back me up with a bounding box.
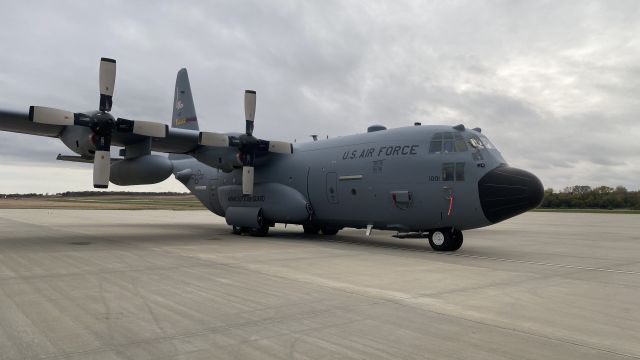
[172,68,199,131]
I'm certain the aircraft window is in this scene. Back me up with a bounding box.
[455,139,468,152]
[442,163,455,181]
[469,136,485,149]
[443,140,454,153]
[429,140,442,153]
[429,133,443,153]
[431,132,467,153]
[455,162,465,181]
[479,135,495,149]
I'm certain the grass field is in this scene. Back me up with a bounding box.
[2,195,639,213]
[0,195,206,210]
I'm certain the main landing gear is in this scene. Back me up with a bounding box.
[231,224,269,237]
[303,224,340,236]
[428,228,463,251]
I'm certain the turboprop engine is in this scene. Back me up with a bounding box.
[60,126,96,159]
[109,155,173,186]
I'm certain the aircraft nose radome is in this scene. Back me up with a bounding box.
[478,166,544,224]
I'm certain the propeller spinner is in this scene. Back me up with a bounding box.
[29,58,168,188]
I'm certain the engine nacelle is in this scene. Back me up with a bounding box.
[110,155,173,186]
[60,126,96,158]
[193,146,242,173]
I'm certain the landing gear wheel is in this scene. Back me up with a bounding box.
[320,226,340,235]
[303,224,320,234]
[450,229,464,251]
[428,228,462,251]
[232,225,243,235]
[249,224,269,237]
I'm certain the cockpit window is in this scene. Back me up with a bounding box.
[430,132,468,153]
[429,133,443,153]
[479,134,495,149]
[454,133,468,152]
[469,135,485,149]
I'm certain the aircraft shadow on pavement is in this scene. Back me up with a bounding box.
[58,222,433,252]
[28,222,495,256]
[265,230,432,253]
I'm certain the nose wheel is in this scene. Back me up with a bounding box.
[428,229,463,251]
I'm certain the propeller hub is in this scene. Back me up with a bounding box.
[238,134,259,153]
[90,112,115,132]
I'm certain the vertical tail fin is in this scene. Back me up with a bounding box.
[172,68,199,131]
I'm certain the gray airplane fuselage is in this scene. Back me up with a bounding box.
[0,64,544,250]
[173,124,541,233]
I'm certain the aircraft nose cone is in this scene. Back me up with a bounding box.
[478,166,544,224]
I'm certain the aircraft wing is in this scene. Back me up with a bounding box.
[0,110,63,137]
[0,109,199,154]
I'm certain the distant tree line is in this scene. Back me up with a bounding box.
[1,191,190,198]
[541,186,640,210]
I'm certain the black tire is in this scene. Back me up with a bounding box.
[449,229,464,251]
[320,226,340,235]
[249,225,269,237]
[303,224,320,234]
[231,225,243,235]
[428,228,462,251]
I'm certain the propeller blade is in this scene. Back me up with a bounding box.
[199,132,230,147]
[242,166,254,195]
[29,106,76,126]
[244,90,256,136]
[99,58,116,112]
[93,150,111,188]
[134,120,167,138]
[267,140,293,154]
[116,118,167,138]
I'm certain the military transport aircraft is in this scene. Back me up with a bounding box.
[0,58,544,251]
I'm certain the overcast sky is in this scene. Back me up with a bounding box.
[1,1,639,193]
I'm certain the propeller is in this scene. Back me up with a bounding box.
[198,90,293,195]
[28,58,168,188]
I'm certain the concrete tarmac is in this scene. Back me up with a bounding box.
[0,209,639,359]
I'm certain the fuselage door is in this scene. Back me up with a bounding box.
[439,161,467,226]
[326,172,338,204]
[441,162,455,226]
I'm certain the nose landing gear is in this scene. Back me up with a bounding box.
[428,228,463,251]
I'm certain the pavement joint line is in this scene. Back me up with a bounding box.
[302,236,640,276]
[442,252,640,275]
[204,256,640,360]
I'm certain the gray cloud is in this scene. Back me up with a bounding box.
[1,0,639,193]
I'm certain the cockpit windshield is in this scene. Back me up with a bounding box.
[479,134,495,149]
[429,131,500,155]
[468,134,496,150]
[429,132,468,153]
